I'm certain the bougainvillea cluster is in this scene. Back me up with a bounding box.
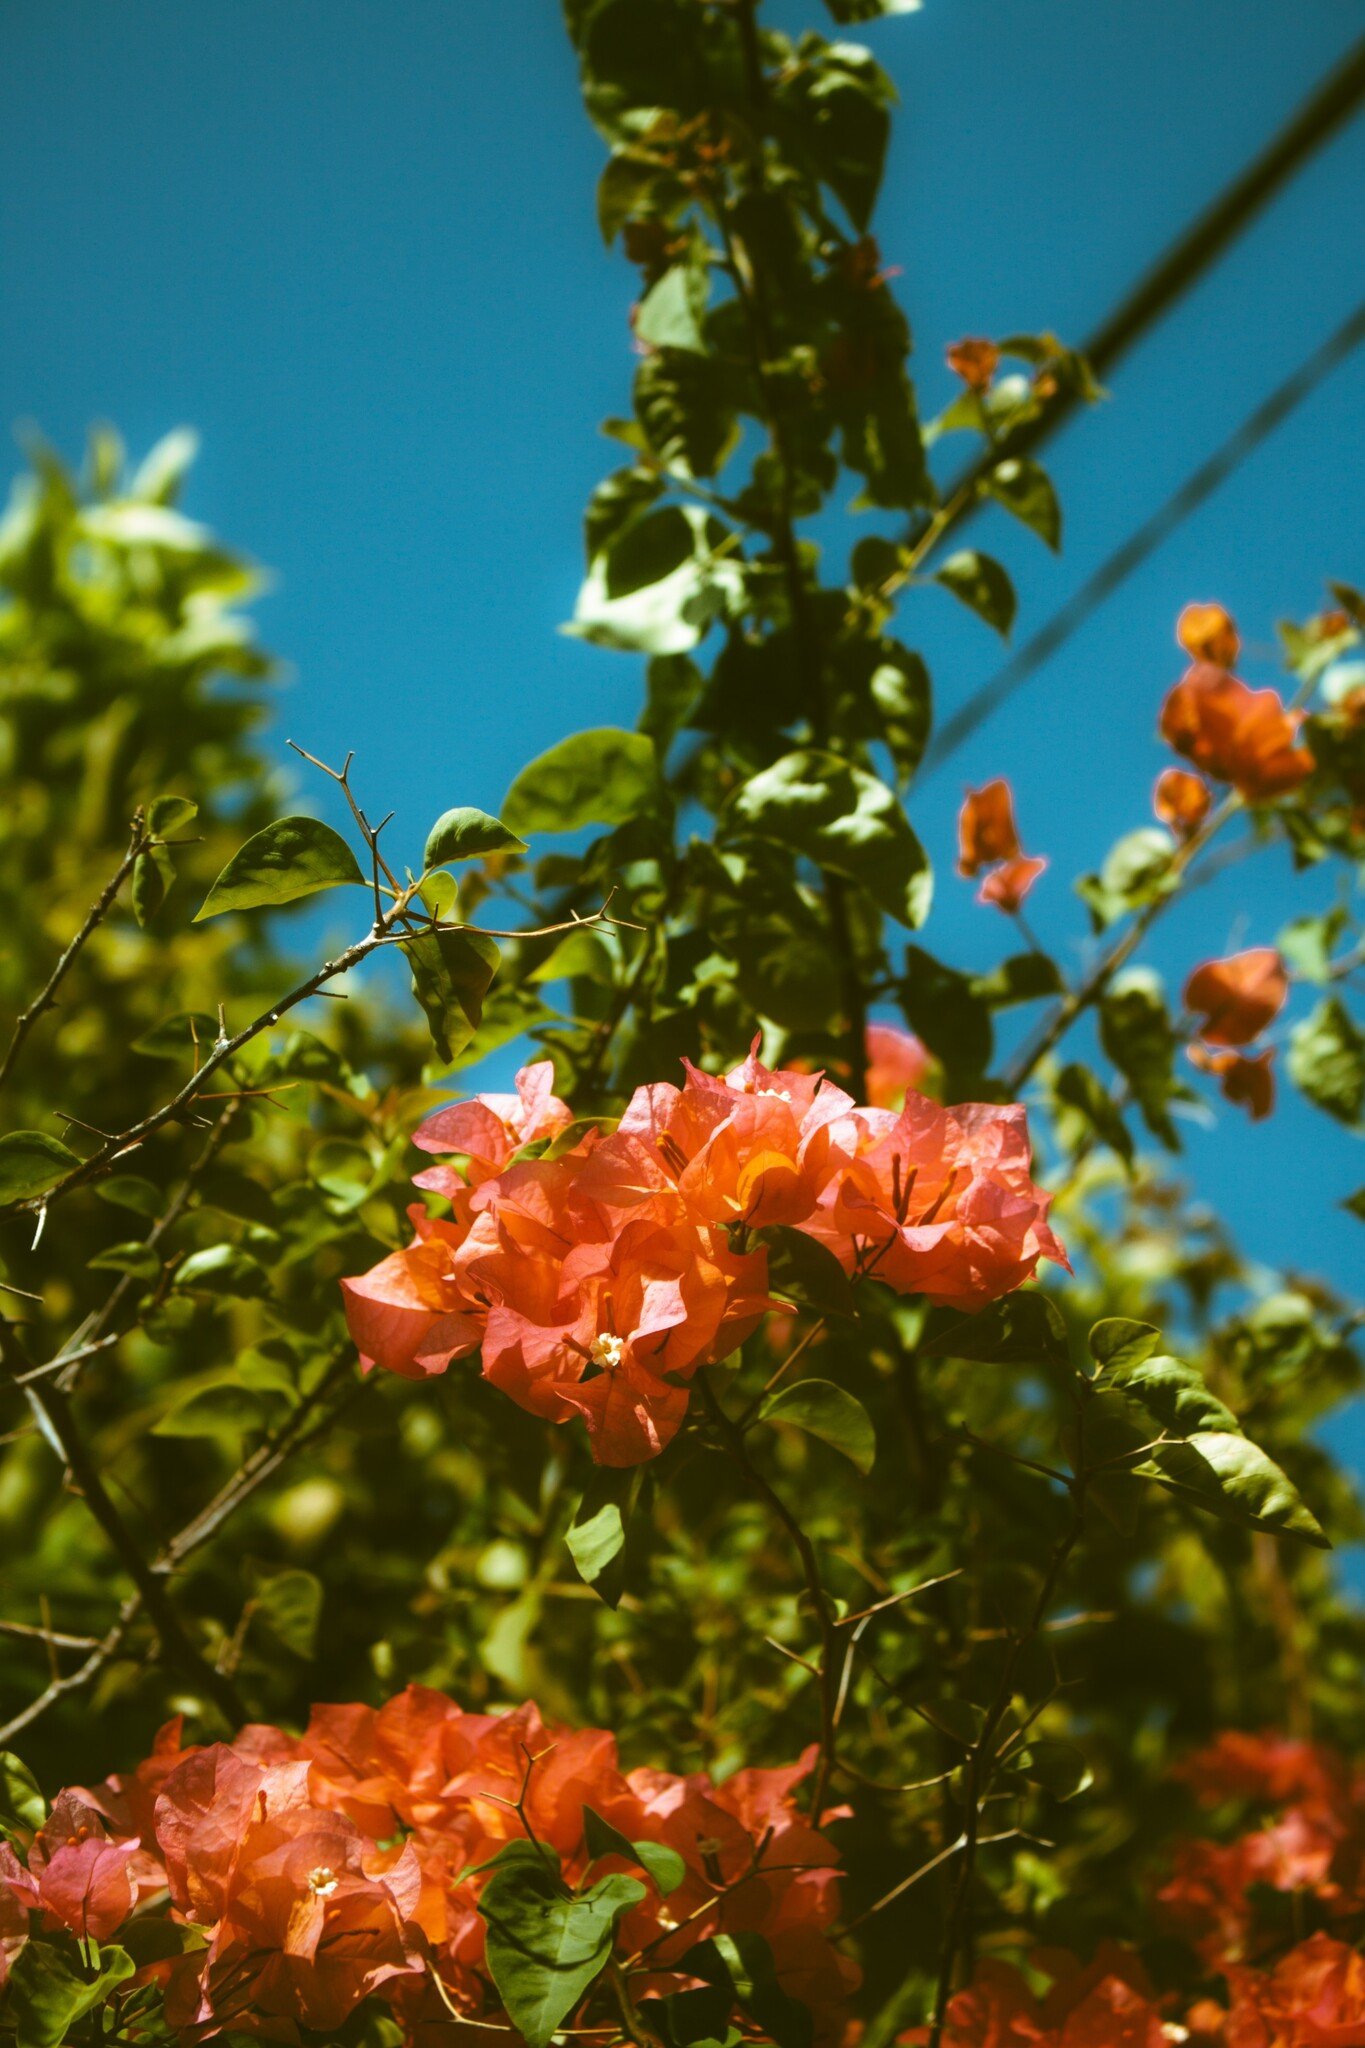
[0,1688,853,2045]
[341,1045,1068,1465]
[956,779,1048,914]
[920,1731,1365,2047]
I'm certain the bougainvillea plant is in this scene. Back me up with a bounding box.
[1,4,1363,2046]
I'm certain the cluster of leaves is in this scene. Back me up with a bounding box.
[0,2,1361,2044]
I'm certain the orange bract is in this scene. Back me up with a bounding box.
[341,1050,1067,1462]
[945,336,1000,391]
[865,1021,931,1109]
[1177,601,1240,669]
[1153,766,1211,839]
[978,853,1047,913]
[1160,663,1313,803]
[1184,949,1288,1048]
[1187,1043,1275,1121]
[957,779,1021,875]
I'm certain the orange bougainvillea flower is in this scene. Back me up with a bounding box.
[342,1043,1068,1463]
[1178,601,1240,669]
[865,1022,931,1109]
[978,853,1047,913]
[945,336,1000,391]
[1154,766,1212,839]
[1221,1934,1365,2048]
[1187,1043,1276,1121]
[0,1791,144,1943]
[1160,662,1313,803]
[155,1748,426,2040]
[958,779,1021,875]
[909,1945,1166,2048]
[804,1096,1069,1312]
[412,1058,572,1191]
[1184,948,1288,1048]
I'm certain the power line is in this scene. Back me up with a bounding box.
[921,298,1365,777]
[926,34,1365,520]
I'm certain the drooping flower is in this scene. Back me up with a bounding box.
[978,853,1047,913]
[958,780,1021,875]
[1154,766,1212,839]
[1160,663,1312,802]
[1184,949,1288,1048]
[946,337,1001,391]
[1187,1043,1275,1121]
[1178,601,1240,669]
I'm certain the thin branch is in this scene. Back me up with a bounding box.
[0,1316,245,1725]
[0,813,150,1092]
[699,1370,841,1820]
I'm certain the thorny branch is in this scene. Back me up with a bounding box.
[0,1314,246,1726]
[0,812,151,1092]
[0,1348,361,1744]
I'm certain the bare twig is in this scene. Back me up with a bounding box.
[0,1315,245,1725]
[0,813,150,1091]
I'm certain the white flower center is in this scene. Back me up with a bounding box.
[590,1333,626,1370]
[307,1866,339,1897]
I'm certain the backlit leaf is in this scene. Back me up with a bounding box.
[194,816,364,920]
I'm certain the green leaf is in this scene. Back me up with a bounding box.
[933,550,1016,637]
[1288,996,1365,1127]
[248,1562,323,1658]
[1010,1739,1092,1801]
[131,843,174,925]
[0,1131,80,1205]
[1099,968,1182,1149]
[582,1805,686,1897]
[1100,1338,1242,1439]
[424,807,527,869]
[970,952,1062,1008]
[1346,1187,1365,1222]
[925,1293,1070,1370]
[824,0,921,18]
[1076,829,1176,930]
[88,1240,161,1280]
[478,1853,646,2048]
[0,1750,46,1837]
[1055,1063,1134,1166]
[762,1379,876,1475]
[585,467,664,563]
[194,815,365,919]
[730,748,932,928]
[898,946,992,1086]
[636,262,708,353]
[146,793,198,835]
[94,1175,163,1218]
[686,1933,813,2048]
[1278,908,1348,985]
[7,1939,135,2048]
[173,1244,270,1297]
[1087,1318,1162,1374]
[403,927,501,1066]
[132,1011,217,1061]
[153,1383,280,1440]
[762,1225,857,1320]
[1142,1432,1329,1548]
[982,457,1061,550]
[566,1466,638,1609]
[503,728,659,837]
[568,505,742,655]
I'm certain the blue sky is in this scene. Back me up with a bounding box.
[2,4,1362,1355]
